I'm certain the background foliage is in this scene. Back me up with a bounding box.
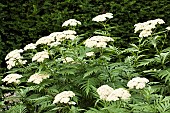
[1,0,170,71]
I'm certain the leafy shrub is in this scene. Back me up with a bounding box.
[1,0,170,73]
[1,12,170,113]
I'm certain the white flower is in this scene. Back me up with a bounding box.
[5,50,27,69]
[68,101,76,105]
[84,36,113,48]
[63,30,77,35]
[60,97,70,103]
[62,57,74,63]
[134,19,165,37]
[62,19,81,27]
[86,52,95,57]
[136,82,146,89]
[2,74,22,84]
[24,43,36,51]
[127,77,149,89]
[36,36,55,45]
[106,92,119,101]
[48,41,61,47]
[49,32,66,41]
[65,35,77,40]
[49,31,77,42]
[96,41,107,48]
[139,30,152,37]
[53,91,75,104]
[102,13,113,19]
[5,49,23,60]
[92,13,113,22]
[27,73,50,84]
[166,27,170,30]
[155,18,165,24]
[92,15,107,22]
[6,58,16,69]
[90,36,114,42]
[84,39,97,48]
[32,51,49,62]
[106,88,131,101]
[97,85,114,100]
[6,59,27,69]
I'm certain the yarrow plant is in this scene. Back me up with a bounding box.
[1,13,170,113]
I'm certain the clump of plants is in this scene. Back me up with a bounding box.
[1,12,170,113]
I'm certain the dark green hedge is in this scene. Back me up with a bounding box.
[1,0,170,73]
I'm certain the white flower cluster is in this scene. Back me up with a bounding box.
[5,49,27,69]
[97,85,131,101]
[62,57,74,63]
[127,77,149,89]
[24,43,36,51]
[134,19,165,37]
[27,73,50,84]
[49,30,77,42]
[2,74,22,84]
[48,41,61,47]
[97,85,114,100]
[166,26,170,30]
[92,13,113,22]
[86,52,95,57]
[62,19,81,27]
[84,36,114,48]
[53,91,76,105]
[36,36,55,45]
[106,88,131,101]
[32,50,49,62]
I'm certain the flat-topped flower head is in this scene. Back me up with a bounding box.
[32,50,49,62]
[102,13,113,19]
[62,19,81,27]
[53,91,75,104]
[92,13,113,22]
[24,43,36,51]
[97,85,114,100]
[127,77,149,89]
[84,36,113,48]
[49,30,77,42]
[5,49,23,60]
[134,19,165,37]
[36,36,55,45]
[63,30,77,35]
[27,73,50,84]
[2,74,22,84]
[48,41,61,47]
[106,88,131,101]
[97,85,131,101]
[86,52,95,57]
[49,32,66,42]
[166,26,170,30]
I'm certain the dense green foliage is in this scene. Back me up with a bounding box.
[1,11,170,113]
[1,0,170,71]
[1,0,170,112]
